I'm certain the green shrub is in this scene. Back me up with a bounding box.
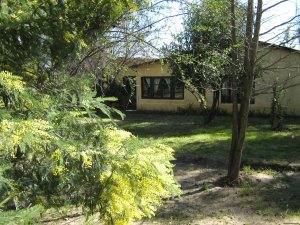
[0,71,181,224]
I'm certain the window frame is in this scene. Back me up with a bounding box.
[141,76,184,100]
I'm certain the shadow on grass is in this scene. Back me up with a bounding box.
[173,140,231,160]
[120,114,232,138]
[243,134,300,163]
[168,132,300,164]
[173,135,300,165]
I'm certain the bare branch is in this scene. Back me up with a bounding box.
[260,15,300,36]
[261,0,289,13]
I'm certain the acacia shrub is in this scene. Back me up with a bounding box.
[0,71,181,224]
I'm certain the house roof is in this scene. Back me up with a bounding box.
[259,41,300,54]
[127,41,300,68]
[127,57,162,68]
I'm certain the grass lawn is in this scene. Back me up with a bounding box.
[119,113,300,166]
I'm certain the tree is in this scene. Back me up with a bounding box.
[165,0,245,123]
[227,0,300,182]
[226,0,300,181]
[0,0,147,82]
[227,0,263,182]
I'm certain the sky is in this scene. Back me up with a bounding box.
[260,0,300,48]
[151,0,300,49]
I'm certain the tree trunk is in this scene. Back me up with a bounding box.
[228,0,240,181]
[227,0,263,182]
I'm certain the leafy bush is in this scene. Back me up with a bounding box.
[0,164,44,225]
[0,71,181,224]
[0,205,44,225]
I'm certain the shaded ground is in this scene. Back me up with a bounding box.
[146,160,300,225]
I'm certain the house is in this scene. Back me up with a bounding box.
[121,42,300,116]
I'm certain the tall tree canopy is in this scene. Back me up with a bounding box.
[0,0,145,81]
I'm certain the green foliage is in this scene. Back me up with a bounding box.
[102,77,135,110]
[0,71,181,224]
[0,165,14,205]
[0,205,44,225]
[166,0,233,93]
[270,83,285,131]
[0,164,43,225]
[240,183,254,196]
[0,71,25,93]
[165,0,246,117]
[164,0,245,124]
[0,0,146,81]
[242,165,255,175]
[0,1,181,223]
[243,165,277,176]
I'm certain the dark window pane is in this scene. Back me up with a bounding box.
[221,81,232,103]
[174,80,184,99]
[142,78,151,98]
[162,78,171,98]
[153,78,171,98]
[153,78,161,98]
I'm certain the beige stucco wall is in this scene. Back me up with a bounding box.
[122,44,300,115]
[212,44,300,115]
[253,45,300,115]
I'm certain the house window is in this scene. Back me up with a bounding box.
[221,81,255,104]
[141,77,184,99]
